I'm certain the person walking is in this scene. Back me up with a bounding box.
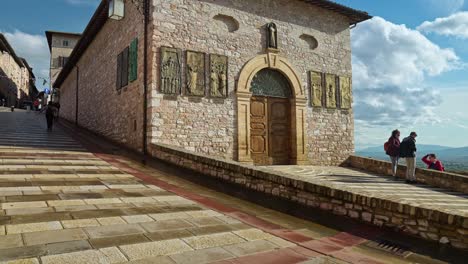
[399,132,418,184]
[385,129,401,177]
[422,154,445,171]
[43,102,56,131]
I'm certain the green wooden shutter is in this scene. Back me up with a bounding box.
[129,38,138,82]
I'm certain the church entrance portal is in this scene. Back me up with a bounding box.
[250,69,292,165]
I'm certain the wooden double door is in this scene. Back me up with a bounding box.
[250,96,291,165]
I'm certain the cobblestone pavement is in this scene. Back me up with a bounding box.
[266,166,468,217]
[0,109,458,263]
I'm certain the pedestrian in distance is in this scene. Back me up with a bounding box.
[399,132,418,184]
[422,154,445,171]
[384,129,401,177]
[40,102,56,131]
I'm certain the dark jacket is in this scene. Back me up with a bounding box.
[386,136,400,157]
[399,136,417,158]
[422,155,444,171]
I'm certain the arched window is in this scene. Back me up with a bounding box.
[250,69,292,98]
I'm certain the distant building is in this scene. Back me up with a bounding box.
[55,0,370,166]
[0,33,35,107]
[45,31,81,101]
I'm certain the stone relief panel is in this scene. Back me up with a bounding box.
[210,54,228,98]
[310,71,323,107]
[185,51,205,96]
[339,76,352,109]
[325,73,337,108]
[160,47,181,94]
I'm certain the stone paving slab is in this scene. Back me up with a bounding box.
[0,111,461,263]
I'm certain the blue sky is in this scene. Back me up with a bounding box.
[1,0,467,149]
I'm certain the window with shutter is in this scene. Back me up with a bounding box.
[129,38,138,82]
[116,52,122,90]
[121,47,129,87]
[52,58,59,68]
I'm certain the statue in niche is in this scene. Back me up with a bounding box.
[185,51,205,96]
[160,47,181,94]
[210,54,228,97]
[340,76,352,109]
[325,74,337,108]
[267,23,278,49]
[210,69,219,96]
[310,71,323,107]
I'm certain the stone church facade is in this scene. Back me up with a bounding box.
[55,0,370,166]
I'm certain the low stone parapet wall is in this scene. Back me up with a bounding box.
[345,155,468,194]
[149,143,468,249]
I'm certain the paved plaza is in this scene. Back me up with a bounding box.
[0,109,463,263]
[266,166,468,217]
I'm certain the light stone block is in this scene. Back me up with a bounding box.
[0,258,40,264]
[97,217,127,226]
[119,239,193,260]
[47,200,86,207]
[233,229,274,241]
[1,201,48,210]
[61,219,100,228]
[7,221,63,234]
[182,232,245,250]
[41,249,111,264]
[122,215,154,224]
[84,198,122,205]
[99,247,128,263]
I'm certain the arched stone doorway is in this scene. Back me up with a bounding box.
[236,53,308,165]
[250,69,292,165]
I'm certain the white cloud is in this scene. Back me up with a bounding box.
[351,17,460,146]
[421,0,465,15]
[417,12,468,38]
[1,30,50,90]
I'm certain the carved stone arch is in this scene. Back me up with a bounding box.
[237,53,305,98]
[236,53,308,164]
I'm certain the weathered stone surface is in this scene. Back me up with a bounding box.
[223,240,278,256]
[119,239,193,260]
[170,247,233,264]
[90,234,150,249]
[0,234,23,249]
[183,232,245,250]
[7,221,63,234]
[23,228,88,246]
[84,224,145,239]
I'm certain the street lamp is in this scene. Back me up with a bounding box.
[108,0,125,20]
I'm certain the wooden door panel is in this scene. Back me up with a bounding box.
[250,97,268,165]
[268,98,290,165]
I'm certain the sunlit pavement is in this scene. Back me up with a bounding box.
[0,108,461,263]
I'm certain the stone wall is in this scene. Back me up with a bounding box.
[59,68,77,123]
[346,155,468,194]
[50,34,80,85]
[150,0,354,164]
[0,50,24,106]
[58,0,150,152]
[149,143,468,249]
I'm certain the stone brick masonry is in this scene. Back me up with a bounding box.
[59,1,149,152]
[149,143,468,249]
[150,0,354,165]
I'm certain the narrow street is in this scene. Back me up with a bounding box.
[0,109,460,263]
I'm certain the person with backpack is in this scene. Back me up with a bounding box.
[41,102,56,131]
[399,132,418,184]
[422,154,445,171]
[385,129,401,177]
